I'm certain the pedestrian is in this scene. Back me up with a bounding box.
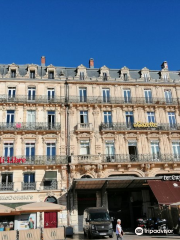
[116,219,123,240]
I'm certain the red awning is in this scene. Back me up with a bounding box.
[148,180,180,205]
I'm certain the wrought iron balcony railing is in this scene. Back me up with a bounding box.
[0,122,61,131]
[100,122,180,131]
[68,96,179,105]
[76,123,93,131]
[101,154,180,163]
[0,156,68,165]
[0,95,65,104]
[22,182,36,190]
[72,155,101,163]
[43,180,57,190]
[0,182,14,191]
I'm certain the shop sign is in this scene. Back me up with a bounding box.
[163,175,180,181]
[0,157,26,164]
[133,122,158,128]
[0,195,33,201]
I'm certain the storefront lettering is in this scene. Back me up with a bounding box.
[133,122,158,128]
[0,157,26,164]
[0,195,33,201]
[163,175,180,181]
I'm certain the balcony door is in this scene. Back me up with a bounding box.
[80,111,88,127]
[164,90,172,103]
[80,141,89,155]
[8,88,16,99]
[123,89,131,103]
[47,143,56,160]
[47,89,55,101]
[147,112,155,123]
[144,89,152,103]
[4,143,13,158]
[79,88,87,102]
[105,142,115,162]
[168,112,176,128]
[23,173,35,190]
[6,110,15,126]
[28,87,36,101]
[151,142,160,160]
[128,142,137,161]
[26,143,35,161]
[172,142,180,160]
[1,173,13,191]
[102,89,110,103]
[103,111,112,126]
[27,110,36,128]
[47,111,55,129]
[126,111,134,128]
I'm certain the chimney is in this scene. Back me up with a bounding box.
[161,61,168,70]
[89,58,94,68]
[41,56,46,66]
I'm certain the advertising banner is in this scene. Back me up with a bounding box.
[15,213,36,230]
[0,230,16,240]
[19,229,40,240]
[44,227,65,240]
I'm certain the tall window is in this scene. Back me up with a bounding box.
[103,111,112,124]
[80,141,89,155]
[28,87,36,100]
[47,88,55,101]
[163,74,167,82]
[123,73,128,81]
[48,71,54,79]
[144,73,148,82]
[6,110,15,124]
[1,173,13,190]
[8,87,16,98]
[144,89,152,103]
[79,88,87,102]
[4,143,13,158]
[47,111,55,129]
[26,143,35,160]
[103,72,107,81]
[30,70,35,79]
[80,72,84,80]
[126,111,134,128]
[151,142,160,159]
[80,111,88,124]
[47,143,56,159]
[105,142,115,155]
[123,89,131,103]
[164,90,172,103]
[172,142,180,159]
[11,70,16,78]
[102,89,110,102]
[147,112,155,123]
[27,110,36,124]
[168,112,176,128]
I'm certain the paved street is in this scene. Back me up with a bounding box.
[67,233,180,240]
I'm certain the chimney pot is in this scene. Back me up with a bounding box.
[41,56,46,66]
[161,61,168,70]
[89,58,94,68]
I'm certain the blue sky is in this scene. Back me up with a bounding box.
[1,0,180,70]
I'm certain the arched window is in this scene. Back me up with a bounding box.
[81,175,92,179]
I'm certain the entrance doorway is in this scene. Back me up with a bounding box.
[44,196,57,228]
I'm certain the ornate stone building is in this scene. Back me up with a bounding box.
[0,57,180,231]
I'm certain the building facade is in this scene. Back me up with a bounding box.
[0,58,180,231]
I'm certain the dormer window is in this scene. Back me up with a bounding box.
[48,71,54,79]
[80,72,84,80]
[103,72,108,81]
[123,73,128,81]
[144,73,148,82]
[163,74,167,82]
[30,70,35,79]
[11,70,16,78]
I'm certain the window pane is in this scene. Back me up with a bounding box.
[24,174,29,183]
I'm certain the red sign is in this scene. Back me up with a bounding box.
[0,157,26,164]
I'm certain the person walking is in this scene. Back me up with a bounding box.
[116,219,123,240]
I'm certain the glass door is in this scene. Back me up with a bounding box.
[26,143,35,161]
[172,142,180,160]
[144,90,152,103]
[164,90,172,103]
[28,87,36,101]
[168,112,176,128]
[151,142,160,160]
[47,111,55,129]
[102,89,110,103]
[79,88,87,102]
[123,89,131,103]
[47,89,55,101]
[47,143,56,161]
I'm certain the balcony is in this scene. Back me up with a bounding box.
[0,156,68,165]
[43,180,57,190]
[0,95,65,104]
[72,155,101,163]
[22,182,36,190]
[68,96,179,105]
[0,123,61,131]
[76,123,93,132]
[100,122,180,131]
[101,154,180,163]
[0,183,14,191]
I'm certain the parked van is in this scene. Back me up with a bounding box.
[83,207,114,238]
